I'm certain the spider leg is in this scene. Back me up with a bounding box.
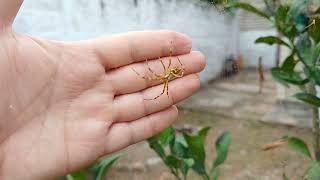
[160,59,166,72]
[131,68,151,80]
[172,73,184,78]
[168,58,172,70]
[144,81,167,100]
[166,80,169,98]
[145,59,157,75]
[177,57,184,68]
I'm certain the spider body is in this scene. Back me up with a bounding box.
[132,42,185,100]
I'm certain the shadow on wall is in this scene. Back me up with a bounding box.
[14,0,238,83]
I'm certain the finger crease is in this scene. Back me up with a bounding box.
[140,91,149,116]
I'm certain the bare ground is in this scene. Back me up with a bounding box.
[107,70,313,180]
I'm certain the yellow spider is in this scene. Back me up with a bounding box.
[132,42,185,100]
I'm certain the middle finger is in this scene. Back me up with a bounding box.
[107,51,206,95]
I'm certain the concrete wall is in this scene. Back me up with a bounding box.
[13,0,237,83]
[239,30,277,68]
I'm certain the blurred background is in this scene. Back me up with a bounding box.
[14,0,317,179]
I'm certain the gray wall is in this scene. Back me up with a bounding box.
[13,0,237,83]
[240,30,277,68]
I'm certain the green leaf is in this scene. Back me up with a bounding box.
[275,5,289,23]
[271,67,309,86]
[294,92,320,107]
[281,53,296,73]
[210,132,231,180]
[94,154,122,180]
[165,156,194,177]
[175,136,188,148]
[274,5,297,40]
[313,42,320,65]
[296,33,313,66]
[183,127,211,175]
[158,127,175,146]
[181,158,194,177]
[255,36,291,48]
[306,67,320,86]
[305,161,320,180]
[148,136,166,159]
[231,3,269,19]
[66,171,87,180]
[166,155,183,169]
[283,136,312,159]
[212,132,232,168]
[287,0,309,31]
[172,141,188,158]
[210,168,220,180]
[183,158,195,167]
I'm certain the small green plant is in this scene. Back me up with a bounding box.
[214,0,320,178]
[227,0,320,158]
[61,153,122,180]
[148,126,232,180]
[264,136,320,179]
[198,0,320,178]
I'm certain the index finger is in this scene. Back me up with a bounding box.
[78,30,192,69]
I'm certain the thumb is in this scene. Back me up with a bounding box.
[0,0,23,27]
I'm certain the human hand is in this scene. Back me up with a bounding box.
[0,1,206,179]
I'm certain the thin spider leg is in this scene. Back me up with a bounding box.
[168,57,172,69]
[145,59,156,75]
[166,80,169,98]
[177,57,184,69]
[144,81,167,100]
[160,59,166,72]
[172,73,184,78]
[131,68,150,80]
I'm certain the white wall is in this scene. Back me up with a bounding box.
[13,0,237,83]
[239,30,277,68]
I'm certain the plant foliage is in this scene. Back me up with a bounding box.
[148,127,231,180]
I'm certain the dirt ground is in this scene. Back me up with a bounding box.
[107,109,312,180]
[106,70,313,180]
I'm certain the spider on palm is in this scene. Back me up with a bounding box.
[132,42,185,100]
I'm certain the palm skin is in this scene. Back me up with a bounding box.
[0,1,206,180]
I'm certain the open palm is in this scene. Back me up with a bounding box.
[0,1,206,180]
